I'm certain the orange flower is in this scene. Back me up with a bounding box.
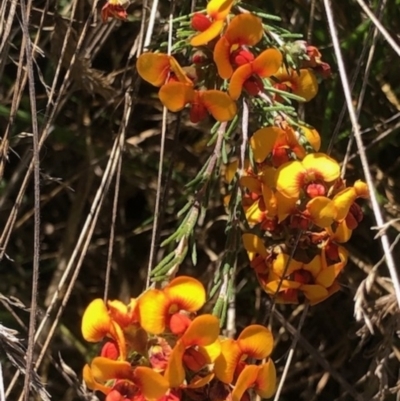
[242,233,272,275]
[229,49,283,100]
[261,246,348,304]
[306,180,368,228]
[214,325,274,385]
[250,125,320,167]
[158,81,237,123]
[190,0,235,46]
[83,357,169,400]
[231,360,276,401]
[137,276,206,335]
[240,167,278,229]
[213,14,263,79]
[273,67,318,102]
[164,314,221,388]
[275,153,341,221]
[136,53,192,87]
[101,0,128,22]
[81,299,127,360]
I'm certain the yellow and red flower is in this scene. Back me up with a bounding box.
[273,67,318,102]
[101,0,128,22]
[306,180,368,228]
[158,81,237,123]
[81,298,134,360]
[229,49,283,100]
[164,314,220,388]
[190,0,235,46]
[136,53,192,87]
[213,13,263,79]
[137,276,206,335]
[260,246,348,305]
[214,325,276,398]
[275,153,341,221]
[250,125,320,168]
[83,357,169,400]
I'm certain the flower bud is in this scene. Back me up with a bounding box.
[191,13,212,32]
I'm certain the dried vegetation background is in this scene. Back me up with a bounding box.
[0,0,400,400]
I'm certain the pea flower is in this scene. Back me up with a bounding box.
[250,125,321,167]
[261,246,348,304]
[136,53,192,87]
[306,180,368,228]
[275,153,341,221]
[190,0,235,46]
[101,0,128,22]
[213,13,263,79]
[229,49,283,100]
[137,276,206,335]
[272,67,318,102]
[164,314,220,388]
[214,325,276,398]
[83,357,169,400]
[158,81,237,123]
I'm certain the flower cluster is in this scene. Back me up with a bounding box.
[135,0,325,124]
[234,123,369,305]
[81,277,276,400]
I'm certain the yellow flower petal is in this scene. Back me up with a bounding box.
[214,339,242,383]
[250,127,281,163]
[214,36,233,79]
[262,184,277,216]
[237,325,274,359]
[253,49,283,78]
[275,191,297,222]
[306,196,336,228]
[272,253,303,277]
[138,289,168,334]
[207,0,234,19]
[240,175,261,194]
[90,357,132,382]
[332,187,357,221]
[245,200,265,226]
[242,234,268,258]
[255,359,277,399]
[181,314,220,347]
[231,365,259,401]
[301,284,329,303]
[302,153,340,183]
[264,279,301,296]
[229,63,253,100]
[275,160,304,200]
[327,220,352,243]
[224,14,263,46]
[201,90,237,121]
[294,69,318,101]
[186,373,215,389]
[158,82,195,112]
[83,365,110,394]
[303,255,322,278]
[300,125,321,152]
[169,56,192,85]
[315,266,336,288]
[201,340,222,363]
[354,180,369,198]
[225,160,238,183]
[164,276,206,313]
[134,366,169,400]
[190,20,225,46]
[164,340,186,388]
[81,299,110,342]
[136,53,171,87]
